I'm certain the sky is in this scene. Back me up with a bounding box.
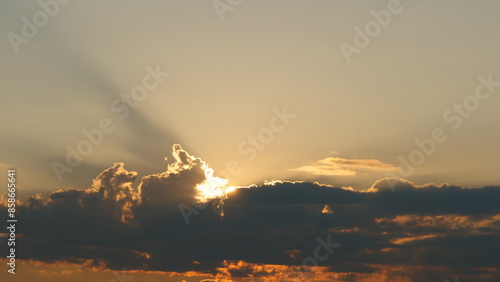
[1,0,500,281]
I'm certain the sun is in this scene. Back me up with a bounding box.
[195,165,236,203]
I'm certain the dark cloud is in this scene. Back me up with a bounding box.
[1,147,500,281]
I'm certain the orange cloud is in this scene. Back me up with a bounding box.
[375,214,500,232]
[292,156,396,176]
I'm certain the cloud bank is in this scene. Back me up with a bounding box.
[1,145,500,281]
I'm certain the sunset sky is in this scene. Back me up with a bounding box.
[1,1,500,281]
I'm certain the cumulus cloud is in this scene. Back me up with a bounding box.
[138,144,206,208]
[1,146,500,281]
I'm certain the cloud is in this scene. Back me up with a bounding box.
[292,156,396,176]
[1,146,500,281]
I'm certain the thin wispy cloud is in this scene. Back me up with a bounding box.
[292,156,396,176]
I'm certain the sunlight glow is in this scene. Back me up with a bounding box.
[195,165,229,203]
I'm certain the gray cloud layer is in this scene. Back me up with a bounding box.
[1,146,500,281]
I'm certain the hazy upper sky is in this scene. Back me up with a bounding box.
[1,0,500,193]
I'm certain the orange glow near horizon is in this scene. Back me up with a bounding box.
[2,258,498,282]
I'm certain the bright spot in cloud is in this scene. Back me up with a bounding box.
[321,204,333,214]
[195,165,229,203]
